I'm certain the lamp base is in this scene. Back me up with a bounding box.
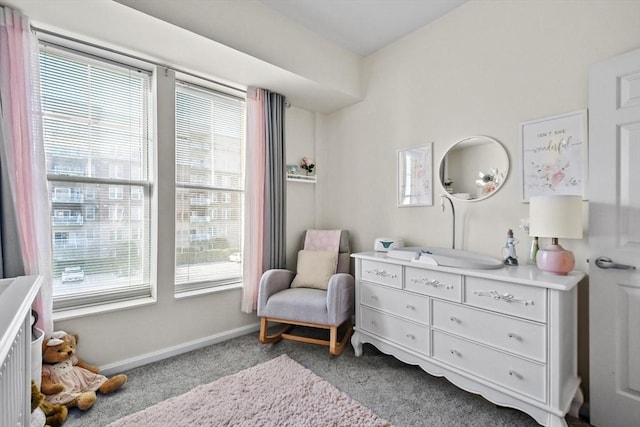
[536,244,575,275]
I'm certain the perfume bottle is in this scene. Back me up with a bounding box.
[504,229,519,266]
[529,236,539,265]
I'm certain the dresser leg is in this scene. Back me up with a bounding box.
[568,387,584,419]
[351,331,362,357]
[547,414,568,427]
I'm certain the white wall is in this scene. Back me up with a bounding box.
[316,0,640,400]
[284,107,318,270]
[320,0,640,259]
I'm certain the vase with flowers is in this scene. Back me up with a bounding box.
[519,218,538,265]
[300,157,315,176]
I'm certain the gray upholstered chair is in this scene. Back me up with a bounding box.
[257,230,354,355]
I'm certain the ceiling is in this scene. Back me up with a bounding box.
[260,0,469,56]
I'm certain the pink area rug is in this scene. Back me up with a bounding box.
[108,354,391,427]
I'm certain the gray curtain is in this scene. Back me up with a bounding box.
[263,91,286,270]
[0,118,25,278]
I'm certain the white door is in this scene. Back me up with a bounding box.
[588,48,640,427]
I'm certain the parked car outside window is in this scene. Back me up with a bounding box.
[61,267,84,282]
[229,253,242,263]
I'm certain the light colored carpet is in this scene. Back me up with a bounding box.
[107,354,391,427]
[63,331,592,427]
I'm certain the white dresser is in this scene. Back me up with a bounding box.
[351,252,585,427]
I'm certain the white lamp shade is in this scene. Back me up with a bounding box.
[529,195,583,239]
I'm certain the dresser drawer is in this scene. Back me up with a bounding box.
[464,277,547,323]
[405,267,462,302]
[432,300,546,363]
[432,330,546,402]
[360,306,429,354]
[361,260,403,289]
[361,282,429,325]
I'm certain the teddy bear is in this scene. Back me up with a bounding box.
[41,331,127,410]
[31,380,68,427]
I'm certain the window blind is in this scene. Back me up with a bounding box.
[175,81,245,292]
[39,44,153,310]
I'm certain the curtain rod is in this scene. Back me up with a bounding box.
[32,26,247,96]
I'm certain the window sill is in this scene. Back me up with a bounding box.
[174,282,242,300]
[53,296,157,322]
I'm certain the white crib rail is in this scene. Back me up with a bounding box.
[0,276,43,427]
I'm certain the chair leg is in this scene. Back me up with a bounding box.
[261,317,354,356]
[259,317,293,344]
[259,317,269,343]
[329,326,338,355]
[329,319,354,356]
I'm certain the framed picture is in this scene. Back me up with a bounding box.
[519,110,588,201]
[397,143,433,207]
[286,164,299,175]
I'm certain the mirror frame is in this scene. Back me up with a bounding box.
[438,135,509,202]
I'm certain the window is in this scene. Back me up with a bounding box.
[109,185,124,200]
[175,81,245,292]
[85,205,96,221]
[109,205,125,221]
[131,186,143,200]
[109,163,124,179]
[40,43,152,309]
[131,206,142,221]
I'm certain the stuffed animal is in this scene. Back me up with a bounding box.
[41,331,127,410]
[31,380,68,427]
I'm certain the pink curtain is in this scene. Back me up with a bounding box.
[241,87,266,313]
[0,7,53,334]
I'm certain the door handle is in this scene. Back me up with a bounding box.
[595,256,636,270]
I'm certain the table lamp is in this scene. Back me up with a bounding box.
[529,195,583,275]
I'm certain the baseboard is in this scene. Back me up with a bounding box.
[100,323,260,376]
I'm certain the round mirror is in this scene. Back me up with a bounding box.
[439,136,509,202]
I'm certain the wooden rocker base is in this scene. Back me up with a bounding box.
[259,316,353,356]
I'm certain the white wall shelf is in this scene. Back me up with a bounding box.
[286,174,316,183]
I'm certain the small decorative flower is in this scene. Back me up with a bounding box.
[300,157,315,174]
[475,168,503,195]
[551,170,565,187]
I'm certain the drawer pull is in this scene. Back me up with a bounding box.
[370,295,378,300]
[406,304,416,310]
[411,277,454,289]
[449,316,460,323]
[473,290,534,306]
[450,349,460,357]
[370,320,377,326]
[365,268,397,278]
[508,370,523,380]
[507,332,522,340]
[406,333,415,340]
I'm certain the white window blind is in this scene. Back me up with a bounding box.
[175,81,245,292]
[39,43,153,310]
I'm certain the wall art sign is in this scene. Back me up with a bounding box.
[397,142,433,207]
[519,110,588,201]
